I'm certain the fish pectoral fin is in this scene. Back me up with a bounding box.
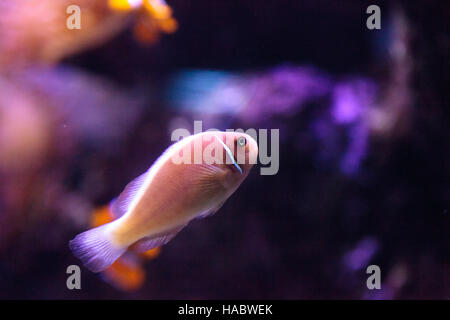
[190,163,229,192]
[133,224,187,252]
[194,163,227,177]
[196,200,226,219]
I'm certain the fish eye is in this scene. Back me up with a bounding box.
[237,137,247,147]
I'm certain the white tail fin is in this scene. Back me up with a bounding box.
[69,224,127,273]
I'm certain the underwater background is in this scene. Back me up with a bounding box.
[0,0,448,299]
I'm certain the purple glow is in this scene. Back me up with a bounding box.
[343,237,379,272]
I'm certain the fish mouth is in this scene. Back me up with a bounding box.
[214,135,243,175]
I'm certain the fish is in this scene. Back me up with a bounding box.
[70,131,258,272]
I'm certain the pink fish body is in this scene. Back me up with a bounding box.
[70,131,258,272]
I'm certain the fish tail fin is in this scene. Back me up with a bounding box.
[69,223,126,273]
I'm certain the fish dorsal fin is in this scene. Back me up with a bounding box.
[110,171,149,218]
[133,224,187,252]
[109,135,195,219]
